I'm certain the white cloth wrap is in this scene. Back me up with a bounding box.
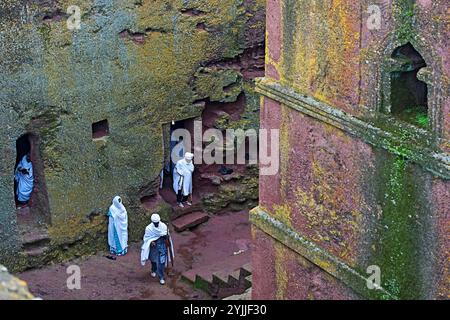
[172,158,194,196]
[108,196,128,251]
[141,222,174,267]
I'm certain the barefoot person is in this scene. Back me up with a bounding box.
[107,196,128,256]
[173,152,194,208]
[141,214,174,285]
[15,154,34,206]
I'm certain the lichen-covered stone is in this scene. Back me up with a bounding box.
[0,265,34,300]
[0,0,265,272]
[202,166,258,213]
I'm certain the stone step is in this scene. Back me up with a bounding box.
[228,269,242,287]
[172,203,203,220]
[172,212,209,232]
[21,229,50,248]
[212,270,230,287]
[182,263,253,299]
[243,275,252,288]
[241,263,252,277]
[25,246,49,257]
[231,269,242,279]
[181,270,197,284]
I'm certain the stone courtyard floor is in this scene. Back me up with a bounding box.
[17,210,251,300]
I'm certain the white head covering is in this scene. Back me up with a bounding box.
[184,152,194,160]
[151,213,161,223]
[111,196,126,215]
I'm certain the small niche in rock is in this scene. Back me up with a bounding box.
[389,43,429,129]
[196,22,206,31]
[92,119,110,140]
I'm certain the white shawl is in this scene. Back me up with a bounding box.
[141,222,174,266]
[173,158,194,196]
[15,156,34,202]
[108,196,128,251]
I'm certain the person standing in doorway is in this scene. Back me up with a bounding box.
[173,152,194,208]
[107,196,129,256]
[15,154,34,207]
[141,214,174,285]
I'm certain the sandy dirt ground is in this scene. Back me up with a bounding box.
[17,211,251,300]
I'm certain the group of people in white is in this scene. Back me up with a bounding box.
[107,152,194,285]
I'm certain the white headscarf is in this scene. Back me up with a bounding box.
[185,152,194,161]
[108,196,128,251]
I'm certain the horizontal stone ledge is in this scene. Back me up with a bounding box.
[250,206,396,300]
[256,78,450,180]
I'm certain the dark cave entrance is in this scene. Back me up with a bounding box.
[390,42,428,128]
[14,133,51,246]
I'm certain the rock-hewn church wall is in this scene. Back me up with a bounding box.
[254,0,449,300]
[0,0,265,272]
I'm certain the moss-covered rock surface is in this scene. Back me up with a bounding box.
[0,0,264,271]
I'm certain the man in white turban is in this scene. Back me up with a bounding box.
[107,196,128,256]
[173,152,194,208]
[141,214,174,285]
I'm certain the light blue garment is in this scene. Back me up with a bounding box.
[107,196,128,256]
[107,210,128,256]
[15,156,34,202]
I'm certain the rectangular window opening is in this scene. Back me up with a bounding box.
[92,119,110,140]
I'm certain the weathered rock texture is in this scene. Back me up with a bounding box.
[0,0,264,272]
[0,264,34,300]
[253,0,449,300]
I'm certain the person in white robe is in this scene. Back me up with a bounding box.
[173,152,194,208]
[107,196,128,256]
[141,214,174,285]
[15,154,34,205]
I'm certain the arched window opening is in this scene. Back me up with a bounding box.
[390,43,428,128]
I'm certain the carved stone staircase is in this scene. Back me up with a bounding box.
[182,263,252,299]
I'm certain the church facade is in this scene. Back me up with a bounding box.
[252,0,449,299]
